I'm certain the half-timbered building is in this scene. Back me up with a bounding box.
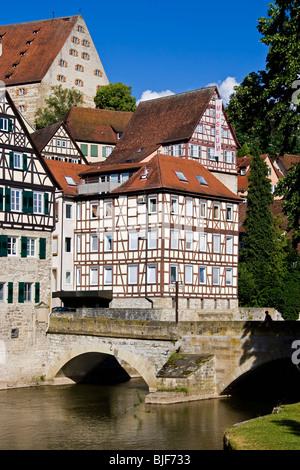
[0,89,56,362]
[75,153,241,311]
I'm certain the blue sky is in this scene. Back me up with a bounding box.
[1,0,271,104]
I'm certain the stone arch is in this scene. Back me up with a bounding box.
[217,350,293,395]
[46,343,158,392]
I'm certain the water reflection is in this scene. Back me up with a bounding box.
[0,380,273,450]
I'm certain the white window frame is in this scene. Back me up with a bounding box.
[33,192,43,214]
[186,198,193,217]
[147,265,156,284]
[104,233,113,252]
[65,271,72,285]
[213,234,221,253]
[170,229,179,250]
[90,267,98,286]
[185,265,193,285]
[226,268,233,286]
[213,203,220,220]
[200,201,207,218]
[90,234,98,252]
[226,235,233,255]
[128,265,138,285]
[11,189,21,212]
[186,231,193,251]
[199,266,206,285]
[171,197,179,214]
[76,267,81,287]
[27,238,35,257]
[200,232,207,252]
[148,196,157,214]
[129,231,138,251]
[227,204,233,221]
[213,267,220,285]
[170,264,178,284]
[0,282,5,302]
[90,202,98,219]
[65,204,72,219]
[13,152,22,169]
[8,237,18,256]
[148,230,157,250]
[24,282,33,302]
[104,266,113,285]
[104,200,113,218]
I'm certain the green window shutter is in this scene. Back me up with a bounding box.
[39,238,46,259]
[22,191,33,214]
[21,237,28,258]
[5,187,11,211]
[7,282,13,303]
[35,282,40,303]
[44,193,49,215]
[18,282,24,303]
[102,146,106,158]
[8,119,13,132]
[9,151,14,168]
[23,154,28,170]
[0,187,3,211]
[0,235,8,257]
[91,145,98,157]
[81,144,88,156]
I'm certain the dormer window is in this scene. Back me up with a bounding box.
[65,176,76,186]
[196,175,208,186]
[140,168,151,179]
[240,168,247,176]
[175,171,188,182]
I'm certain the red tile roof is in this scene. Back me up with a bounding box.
[103,87,239,166]
[0,16,79,85]
[277,154,300,172]
[111,153,241,202]
[63,107,133,144]
[43,159,88,195]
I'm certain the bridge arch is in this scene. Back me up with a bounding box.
[46,343,158,392]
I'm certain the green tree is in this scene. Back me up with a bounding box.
[226,1,300,154]
[35,85,83,129]
[94,82,136,111]
[275,162,300,248]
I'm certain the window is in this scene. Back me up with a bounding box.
[65,204,72,219]
[11,189,21,211]
[128,265,138,285]
[65,271,72,285]
[90,267,98,286]
[175,171,188,182]
[104,267,112,285]
[77,203,82,221]
[75,79,83,87]
[104,233,112,252]
[148,230,157,250]
[148,197,157,214]
[226,235,233,255]
[186,231,193,251]
[59,59,67,67]
[170,144,182,157]
[170,264,178,284]
[186,198,193,217]
[104,200,112,218]
[170,229,179,250]
[222,129,228,138]
[213,267,220,285]
[185,265,193,284]
[190,144,201,158]
[207,147,215,159]
[171,197,178,214]
[0,282,5,302]
[76,234,81,253]
[90,203,98,219]
[226,268,233,285]
[90,145,98,157]
[196,175,208,186]
[225,151,234,163]
[52,237,58,255]
[82,52,90,60]
[147,265,156,284]
[213,203,220,219]
[121,173,129,183]
[0,118,13,132]
[12,152,22,169]
[27,238,35,257]
[200,232,207,252]
[199,266,206,285]
[24,282,33,302]
[129,231,138,251]
[76,267,81,287]
[65,237,71,253]
[211,127,215,136]
[90,234,98,252]
[200,201,207,218]
[75,64,84,72]
[33,192,43,214]
[195,124,202,133]
[8,237,17,256]
[227,204,233,221]
[213,234,220,253]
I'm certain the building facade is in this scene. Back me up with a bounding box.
[0,90,56,383]
[0,15,109,125]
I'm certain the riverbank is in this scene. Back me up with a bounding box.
[224,402,300,450]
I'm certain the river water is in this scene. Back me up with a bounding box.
[0,379,274,451]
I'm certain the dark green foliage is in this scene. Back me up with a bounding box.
[226,1,300,155]
[94,82,136,112]
[34,85,83,129]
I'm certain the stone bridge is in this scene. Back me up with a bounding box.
[46,311,300,403]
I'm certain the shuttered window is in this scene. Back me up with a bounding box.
[39,238,46,259]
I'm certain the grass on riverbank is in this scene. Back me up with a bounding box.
[224,402,300,450]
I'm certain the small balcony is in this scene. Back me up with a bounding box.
[77,180,121,195]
